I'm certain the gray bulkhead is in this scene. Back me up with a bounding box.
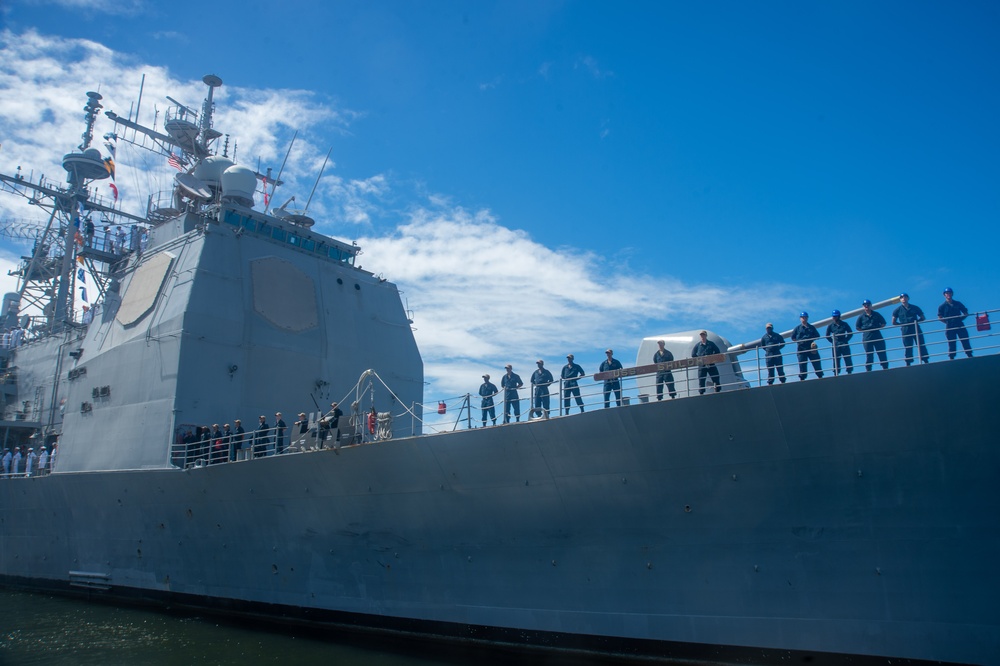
[54,209,423,473]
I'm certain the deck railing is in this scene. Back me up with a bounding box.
[424,308,999,431]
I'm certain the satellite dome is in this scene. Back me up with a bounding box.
[193,155,235,185]
[220,164,257,207]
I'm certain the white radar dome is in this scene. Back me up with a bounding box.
[221,164,257,207]
[193,155,235,185]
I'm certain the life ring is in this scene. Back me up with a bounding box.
[367,411,376,434]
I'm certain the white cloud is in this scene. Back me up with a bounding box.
[10,0,146,17]
[361,204,810,399]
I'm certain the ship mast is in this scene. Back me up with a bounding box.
[0,91,146,332]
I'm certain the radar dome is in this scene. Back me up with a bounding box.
[193,155,235,185]
[221,165,257,207]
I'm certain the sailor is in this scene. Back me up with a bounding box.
[561,354,586,413]
[200,426,213,462]
[760,323,786,385]
[891,293,929,365]
[11,447,22,476]
[791,312,824,380]
[599,349,624,408]
[253,415,271,458]
[115,225,126,255]
[37,446,48,475]
[691,331,722,394]
[211,424,224,464]
[294,412,309,448]
[222,423,235,461]
[530,360,554,418]
[323,402,344,445]
[25,447,37,477]
[479,374,498,426]
[653,340,677,399]
[501,364,523,423]
[825,310,854,375]
[937,287,973,360]
[856,299,889,371]
[232,420,245,460]
[84,218,95,246]
[1,448,10,477]
[274,412,287,454]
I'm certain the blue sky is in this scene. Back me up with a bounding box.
[1,1,998,416]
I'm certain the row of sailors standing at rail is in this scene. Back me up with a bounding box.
[1,444,55,477]
[760,288,975,384]
[187,413,289,463]
[183,403,347,466]
[83,221,148,257]
[477,339,724,426]
[475,287,980,423]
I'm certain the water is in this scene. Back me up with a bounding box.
[0,590,598,666]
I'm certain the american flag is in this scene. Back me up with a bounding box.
[167,153,183,170]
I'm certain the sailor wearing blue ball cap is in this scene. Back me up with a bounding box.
[937,287,973,359]
[856,299,889,371]
[791,311,823,381]
[825,309,854,375]
[892,292,929,365]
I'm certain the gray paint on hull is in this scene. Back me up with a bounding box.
[2,356,998,664]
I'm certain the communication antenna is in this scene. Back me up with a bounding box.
[267,130,297,208]
[303,147,333,213]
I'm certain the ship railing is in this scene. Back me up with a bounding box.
[738,308,999,387]
[425,308,1000,431]
[169,421,350,469]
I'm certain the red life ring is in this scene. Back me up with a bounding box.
[368,411,376,434]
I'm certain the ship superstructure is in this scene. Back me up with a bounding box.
[0,75,423,470]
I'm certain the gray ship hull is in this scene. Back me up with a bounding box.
[2,355,997,664]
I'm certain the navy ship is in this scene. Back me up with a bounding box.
[0,76,997,665]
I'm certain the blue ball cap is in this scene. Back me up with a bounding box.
[862,299,872,306]
[800,311,808,318]
[831,309,841,317]
[943,287,953,294]
[899,292,909,299]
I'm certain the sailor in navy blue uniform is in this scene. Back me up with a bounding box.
[691,331,722,394]
[856,299,889,371]
[892,293,929,365]
[599,349,623,408]
[253,415,271,458]
[530,360,554,418]
[560,354,586,413]
[825,310,854,375]
[479,374,498,426]
[937,287,973,360]
[501,364,523,423]
[759,323,786,385]
[791,312,824,380]
[653,340,677,399]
